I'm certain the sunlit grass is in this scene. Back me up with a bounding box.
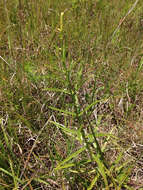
[0,0,143,189]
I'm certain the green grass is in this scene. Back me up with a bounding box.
[0,0,143,189]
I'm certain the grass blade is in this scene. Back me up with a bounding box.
[48,106,76,117]
[55,146,86,170]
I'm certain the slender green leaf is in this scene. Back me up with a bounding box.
[49,121,77,136]
[48,106,76,116]
[87,173,100,190]
[0,168,22,183]
[55,146,86,170]
[117,166,132,187]
[93,154,109,189]
[78,98,109,117]
[9,158,18,189]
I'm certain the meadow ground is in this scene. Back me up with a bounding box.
[0,0,143,189]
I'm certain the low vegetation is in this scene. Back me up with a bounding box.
[0,0,143,189]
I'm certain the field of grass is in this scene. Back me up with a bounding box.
[0,0,143,189]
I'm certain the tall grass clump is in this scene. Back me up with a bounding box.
[0,0,143,189]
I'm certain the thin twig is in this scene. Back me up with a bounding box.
[108,0,139,46]
[0,55,11,67]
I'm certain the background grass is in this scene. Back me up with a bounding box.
[0,0,143,189]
